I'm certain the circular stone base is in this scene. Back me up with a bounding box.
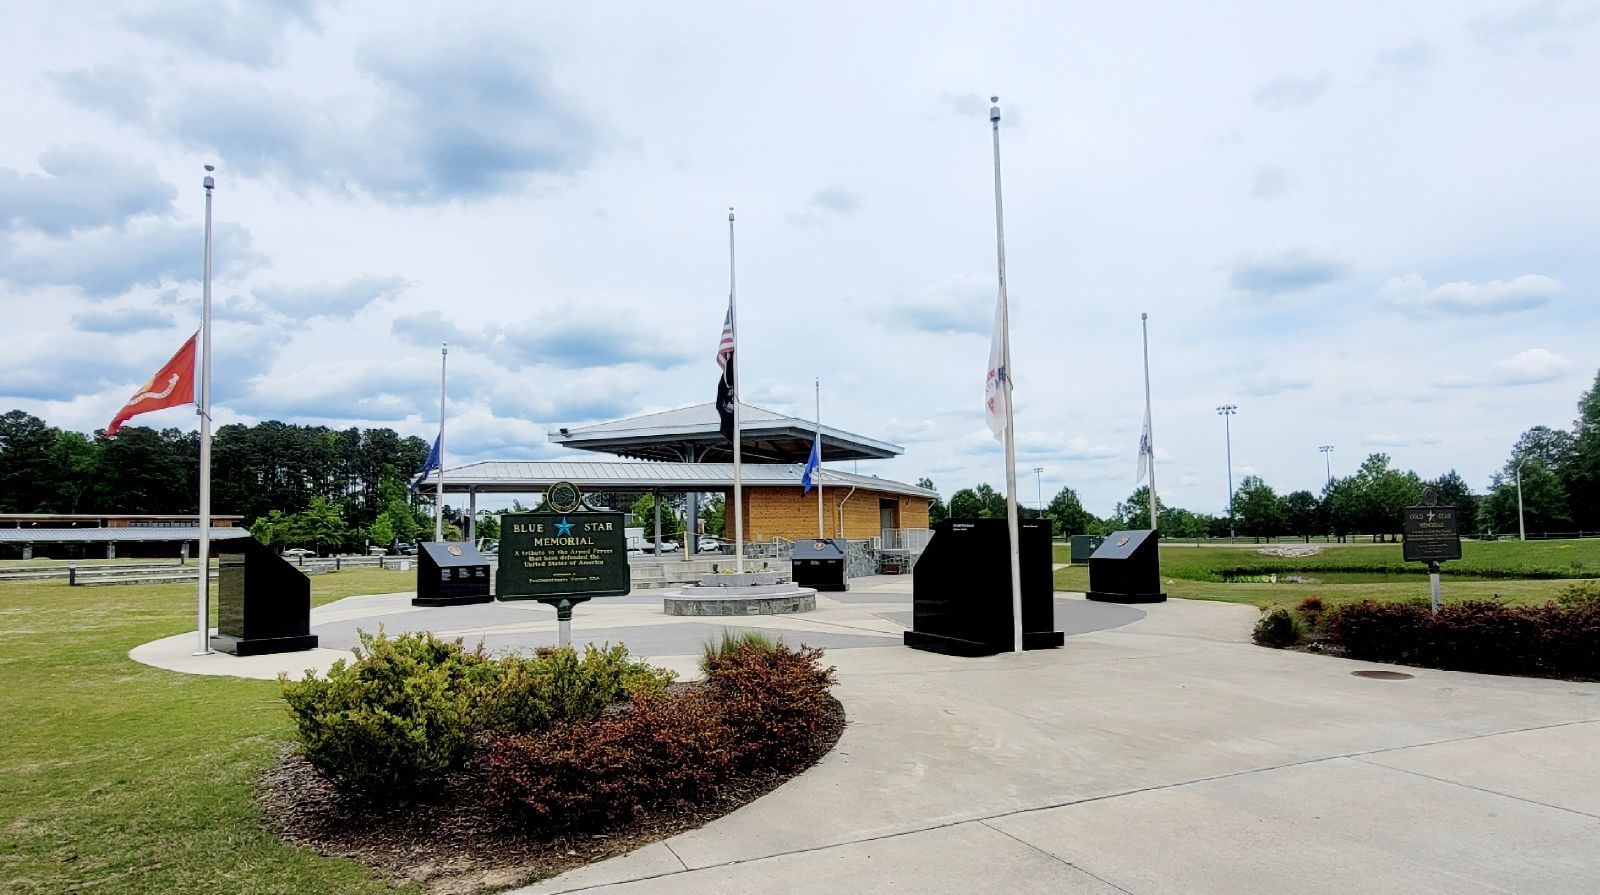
[664,584,818,616]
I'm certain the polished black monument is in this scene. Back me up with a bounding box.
[209,537,318,656]
[791,538,848,592]
[414,542,494,607]
[903,518,1064,656]
[1085,529,1167,603]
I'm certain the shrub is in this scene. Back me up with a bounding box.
[1324,598,1600,680]
[1252,607,1303,648]
[1557,580,1600,607]
[478,644,676,735]
[1325,600,1431,662]
[280,630,490,795]
[703,640,837,770]
[486,689,736,830]
[1297,596,1325,614]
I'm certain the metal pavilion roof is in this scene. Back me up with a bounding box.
[0,527,252,544]
[547,402,903,463]
[417,460,937,499]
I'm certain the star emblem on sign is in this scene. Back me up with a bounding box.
[555,518,575,536]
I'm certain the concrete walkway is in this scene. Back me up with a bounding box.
[130,582,1600,893]
[512,598,1600,895]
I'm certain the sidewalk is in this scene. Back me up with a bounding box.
[514,598,1600,895]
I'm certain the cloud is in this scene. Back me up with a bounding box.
[1250,166,1290,199]
[253,275,408,319]
[0,146,176,235]
[1433,348,1573,388]
[47,65,154,125]
[1374,38,1435,77]
[238,354,452,421]
[1227,245,1353,296]
[488,368,640,425]
[1237,373,1311,397]
[71,306,178,334]
[1470,1,1600,50]
[1013,432,1121,462]
[160,33,604,203]
[879,273,992,335]
[1253,73,1331,110]
[0,219,263,298]
[787,186,863,228]
[878,418,939,444]
[391,309,487,349]
[121,0,323,69]
[492,314,693,369]
[1364,433,1411,447]
[1376,273,1560,315]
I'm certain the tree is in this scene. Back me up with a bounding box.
[1567,369,1600,529]
[291,496,350,554]
[701,495,726,537]
[475,512,501,540]
[1478,460,1570,535]
[1282,490,1320,541]
[1345,453,1422,540]
[1045,485,1096,537]
[1427,470,1477,533]
[948,488,981,519]
[972,483,1007,517]
[1233,476,1284,539]
[1112,486,1165,530]
[367,514,396,548]
[917,478,948,527]
[629,493,680,538]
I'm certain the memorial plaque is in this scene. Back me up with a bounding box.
[1085,529,1167,603]
[413,542,493,606]
[497,510,631,600]
[903,518,1063,656]
[792,538,848,592]
[1402,505,1461,563]
[210,536,318,656]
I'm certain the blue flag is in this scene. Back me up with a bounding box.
[801,432,821,494]
[412,433,441,490]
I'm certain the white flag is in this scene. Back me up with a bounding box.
[985,292,1008,441]
[1136,406,1153,483]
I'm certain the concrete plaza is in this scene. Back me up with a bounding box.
[133,577,1600,894]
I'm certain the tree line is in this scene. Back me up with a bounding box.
[0,410,436,551]
[925,368,1600,540]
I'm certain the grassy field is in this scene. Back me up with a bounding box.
[0,568,418,894]
[1051,539,1600,609]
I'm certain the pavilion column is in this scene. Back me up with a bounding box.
[653,488,662,553]
[467,489,477,543]
[106,542,116,559]
[21,543,32,561]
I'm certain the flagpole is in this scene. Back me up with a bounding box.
[990,98,1024,654]
[1142,312,1158,532]
[436,341,447,542]
[194,165,215,656]
[815,377,824,537]
[729,208,745,573]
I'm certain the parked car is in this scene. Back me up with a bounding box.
[284,547,314,558]
[367,545,386,556]
[648,540,680,554]
[698,537,730,554]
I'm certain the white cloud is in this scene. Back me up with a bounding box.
[1253,73,1331,110]
[1237,373,1311,397]
[1364,433,1410,447]
[1228,245,1353,296]
[1433,348,1573,388]
[1376,273,1560,315]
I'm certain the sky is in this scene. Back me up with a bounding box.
[2,0,1597,518]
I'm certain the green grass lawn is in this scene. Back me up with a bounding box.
[0,569,418,894]
[1052,539,1600,609]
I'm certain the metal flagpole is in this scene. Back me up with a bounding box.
[1141,312,1158,532]
[194,165,216,656]
[990,97,1024,654]
[729,209,745,573]
[816,378,824,537]
[435,342,447,542]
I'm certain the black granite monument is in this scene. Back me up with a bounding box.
[1085,529,1167,603]
[209,536,319,656]
[413,542,493,607]
[792,538,848,591]
[903,518,1064,656]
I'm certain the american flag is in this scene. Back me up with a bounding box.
[716,299,735,371]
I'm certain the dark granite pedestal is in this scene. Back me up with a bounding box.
[903,518,1064,656]
[209,537,319,656]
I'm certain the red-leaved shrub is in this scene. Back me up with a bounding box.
[1325,598,1600,680]
[486,641,838,830]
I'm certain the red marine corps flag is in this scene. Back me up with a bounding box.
[105,332,198,436]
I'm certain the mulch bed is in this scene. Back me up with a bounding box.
[257,692,845,894]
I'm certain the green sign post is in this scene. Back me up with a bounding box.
[495,482,631,645]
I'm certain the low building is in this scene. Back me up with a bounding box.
[0,514,246,560]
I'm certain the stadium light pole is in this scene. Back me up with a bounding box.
[1033,467,1044,514]
[1319,444,1334,488]
[1516,459,1527,542]
[1217,404,1238,540]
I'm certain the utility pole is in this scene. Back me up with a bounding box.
[1217,404,1238,540]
